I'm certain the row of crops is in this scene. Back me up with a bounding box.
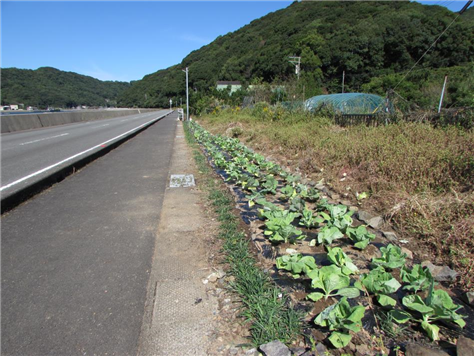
[189,121,467,350]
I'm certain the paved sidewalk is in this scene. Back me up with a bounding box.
[138,122,219,355]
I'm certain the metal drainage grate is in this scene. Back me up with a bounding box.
[169,174,195,188]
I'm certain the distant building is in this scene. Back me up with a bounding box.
[216,81,242,94]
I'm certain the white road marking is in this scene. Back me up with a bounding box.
[1,116,164,192]
[98,124,110,127]
[19,133,69,146]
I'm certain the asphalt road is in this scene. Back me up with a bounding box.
[1,113,178,355]
[1,110,169,199]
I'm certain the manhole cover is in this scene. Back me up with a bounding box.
[170,174,195,187]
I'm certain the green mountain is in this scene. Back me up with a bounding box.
[118,1,474,108]
[1,67,131,108]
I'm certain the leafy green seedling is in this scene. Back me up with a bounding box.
[315,198,331,212]
[289,196,306,214]
[314,297,366,348]
[317,226,344,245]
[255,198,281,220]
[245,164,260,177]
[233,156,249,168]
[279,185,297,201]
[264,210,304,243]
[275,253,317,278]
[327,205,354,233]
[267,163,282,175]
[261,175,278,194]
[400,264,435,293]
[285,174,301,186]
[390,282,466,341]
[371,244,407,270]
[299,208,325,229]
[246,191,265,208]
[212,152,227,168]
[355,267,401,307]
[307,265,360,301]
[326,246,359,275]
[346,225,376,250]
[296,184,320,202]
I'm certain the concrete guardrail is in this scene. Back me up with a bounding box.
[1,109,161,133]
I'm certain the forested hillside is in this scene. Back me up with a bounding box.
[118,1,474,109]
[1,67,131,108]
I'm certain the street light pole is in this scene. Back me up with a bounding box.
[182,67,189,121]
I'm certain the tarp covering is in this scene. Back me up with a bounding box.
[305,93,388,114]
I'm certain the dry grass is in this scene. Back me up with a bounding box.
[198,108,474,290]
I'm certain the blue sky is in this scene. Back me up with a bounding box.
[1,1,471,82]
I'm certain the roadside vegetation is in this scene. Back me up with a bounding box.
[184,121,302,347]
[186,118,471,354]
[197,107,474,292]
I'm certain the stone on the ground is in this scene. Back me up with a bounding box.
[207,273,219,283]
[457,336,474,356]
[356,344,372,355]
[383,231,398,242]
[405,344,449,356]
[367,216,383,229]
[315,343,327,356]
[315,183,325,191]
[349,206,359,212]
[289,346,306,356]
[401,247,413,259]
[245,348,259,356]
[421,261,458,282]
[357,210,373,223]
[259,340,291,356]
[462,291,474,306]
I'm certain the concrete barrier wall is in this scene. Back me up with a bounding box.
[1,109,161,133]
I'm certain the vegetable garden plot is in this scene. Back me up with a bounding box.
[188,121,472,354]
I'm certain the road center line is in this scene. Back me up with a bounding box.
[19,133,70,146]
[1,116,164,192]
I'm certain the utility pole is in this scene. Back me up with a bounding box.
[182,67,189,121]
[459,0,473,14]
[288,56,301,81]
[342,71,345,93]
[438,75,448,113]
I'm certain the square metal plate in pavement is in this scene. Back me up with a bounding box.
[169,174,195,188]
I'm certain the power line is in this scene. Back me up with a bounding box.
[393,12,460,91]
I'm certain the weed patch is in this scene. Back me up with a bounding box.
[184,121,303,346]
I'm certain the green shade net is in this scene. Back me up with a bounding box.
[305,93,388,114]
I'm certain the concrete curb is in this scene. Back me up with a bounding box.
[1,111,172,214]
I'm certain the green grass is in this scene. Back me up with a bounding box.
[184,121,303,346]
